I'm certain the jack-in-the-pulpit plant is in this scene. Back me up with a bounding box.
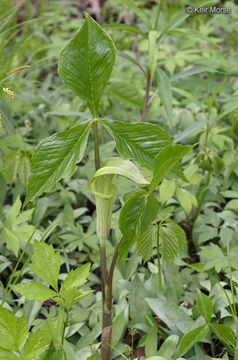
[23,13,191,360]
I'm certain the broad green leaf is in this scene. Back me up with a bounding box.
[171,65,216,82]
[140,194,159,235]
[111,308,127,346]
[100,119,172,169]
[58,14,116,118]
[6,196,21,228]
[159,222,186,264]
[103,23,147,38]
[197,289,213,323]
[1,227,19,256]
[137,225,157,262]
[176,188,197,216]
[149,31,159,83]
[157,334,179,358]
[23,328,52,360]
[199,243,226,272]
[0,305,28,352]
[225,199,238,211]
[2,151,20,184]
[118,0,152,30]
[149,145,191,195]
[13,282,57,302]
[156,69,173,124]
[174,120,207,143]
[29,242,61,291]
[109,81,144,109]
[18,153,31,186]
[93,157,149,185]
[25,121,92,204]
[61,263,90,291]
[119,190,147,259]
[0,348,19,360]
[179,324,210,356]
[211,324,236,353]
[145,329,158,358]
[160,179,176,204]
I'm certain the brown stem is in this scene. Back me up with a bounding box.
[142,69,151,122]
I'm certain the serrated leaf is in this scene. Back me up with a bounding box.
[29,242,61,291]
[137,225,157,262]
[93,157,149,185]
[211,324,236,354]
[100,119,172,169]
[13,282,57,302]
[197,289,213,323]
[179,324,209,355]
[118,0,152,31]
[55,288,93,309]
[199,243,226,272]
[176,188,194,216]
[149,31,159,83]
[119,190,147,259]
[160,179,176,204]
[58,14,116,117]
[156,68,173,124]
[25,121,92,204]
[1,227,19,256]
[159,222,186,264]
[23,328,52,360]
[61,263,90,291]
[0,305,28,352]
[149,145,191,195]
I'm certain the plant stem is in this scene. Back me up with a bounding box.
[142,69,151,122]
[209,329,215,357]
[157,227,162,289]
[93,121,100,171]
[226,228,236,317]
[154,0,161,30]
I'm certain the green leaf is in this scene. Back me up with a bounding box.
[61,263,90,291]
[29,242,61,291]
[23,328,52,360]
[140,194,159,235]
[176,188,197,216]
[1,227,19,256]
[199,243,226,272]
[2,151,20,184]
[149,145,191,195]
[149,31,159,83]
[55,288,93,309]
[100,119,172,169]
[137,225,157,262]
[18,153,31,187]
[157,335,179,359]
[160,179,176,204]
[211,324,236,353]
[179,324,210,356]
[117,50,146,74]
[159,221,186,264]
[109,81,144,109]
[145,329,158,358]
[119,190,147,259]
[118,0,152,31]
[196,290,213,323]
[164,28,215,44]
[6,196,22,228]
[156,68,173,124]
[0,348,19,360]
[93,157,149,185]
[0,305,28,352]
[103,23,147,38]
[13,282,57,302]
[25,121,92,204]
[58,14,116,118]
